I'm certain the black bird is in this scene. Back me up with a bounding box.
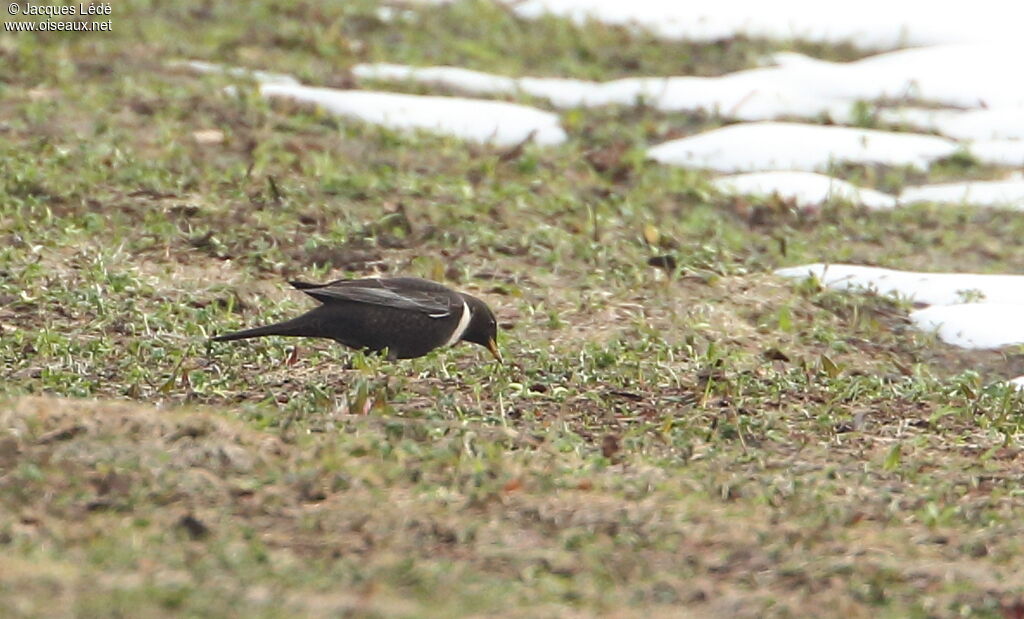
[211,277,501,361]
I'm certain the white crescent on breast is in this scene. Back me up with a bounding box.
[444,300,472,346]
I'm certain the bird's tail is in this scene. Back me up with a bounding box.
[210,315,322,343]
[288,280,322,290]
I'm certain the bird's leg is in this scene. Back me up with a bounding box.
[285,345,300,366]
[378,374,392,408]
[348,349,391,414]
[372,351,393,411]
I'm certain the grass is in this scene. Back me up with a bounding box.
[3,1,1024,616]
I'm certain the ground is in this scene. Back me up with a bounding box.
[3,1,1024,617]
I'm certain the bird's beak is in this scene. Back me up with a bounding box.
[487,337,503,363]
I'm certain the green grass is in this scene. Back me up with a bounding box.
[3,1,1024,616]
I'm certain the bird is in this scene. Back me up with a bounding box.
[211,277,501,362]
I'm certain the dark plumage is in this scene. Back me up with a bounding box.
[211,277,501,361]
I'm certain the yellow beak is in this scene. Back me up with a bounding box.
[487,337,503,363]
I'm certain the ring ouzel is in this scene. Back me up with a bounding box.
[211,277,501,361]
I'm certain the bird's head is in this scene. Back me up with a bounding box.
[460,294,501,363]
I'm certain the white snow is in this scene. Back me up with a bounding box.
[775,264,1024,307]
[375,6,416,22]
[774,43,1024,113]
[712,171,898,210]
[353,60,846,119]
[878,107,1024,142]
[509,0,1024,47]
[355,44,1024,126]
[968,140,1024,167]
[901,178,1024,208]
[647,122,958,172]
[175,60,566,146]
[354,63,519,96]
[769,43,1024,111]
[258,84,567,147]
[174,60,300,86]
[909,304,1024,349]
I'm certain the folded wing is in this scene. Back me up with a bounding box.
[289,278,455,317]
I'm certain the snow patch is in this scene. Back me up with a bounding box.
[775,263,1024,306]
[901,178,1024,208]
[712,171,898,210]
[647,122,957,172]
[176,60,566,146]
[909,304,1024,349]
[354,63,518,96]
[354,44,1024,124]
[967,140,1024,167]
[174,60,300,85]
[259,84,567,147]
[260,83,569,146]
[353,60,847,119]
[879,107,1024,142]
[509,0,1024,47]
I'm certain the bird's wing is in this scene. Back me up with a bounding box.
[289,279,455,317]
